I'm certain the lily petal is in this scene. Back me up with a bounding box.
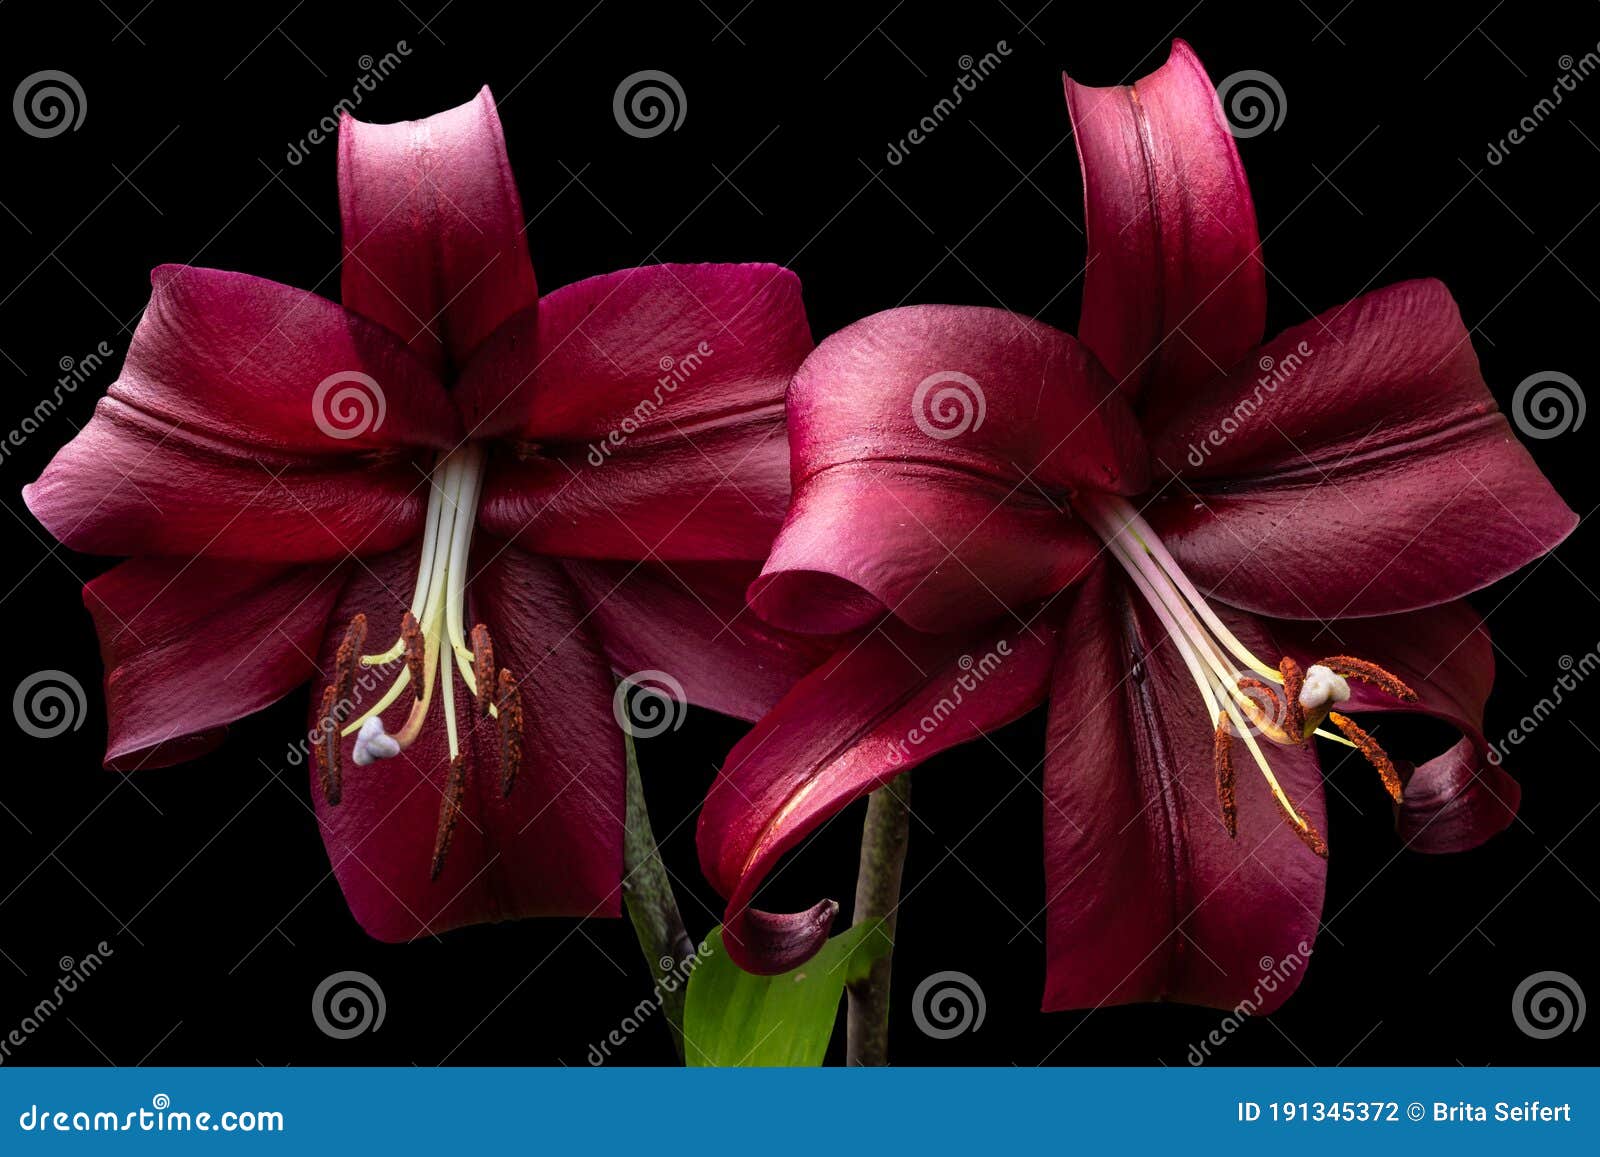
[339,86,538,375]
[1044,564,1325,1013]
[312,542,623,942]
[24,266,455,561]
[1065,40,1265,402]
[84,556,344,770]
[1276,600,1520,853]
[463,263,812,560]
[1144,279,1577,619]
[560,559,835,723]
[698,617,1057,974]
[748,305,1147,635]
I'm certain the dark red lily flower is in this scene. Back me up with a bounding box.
[696,42,1576,1011]
[24,88,826,942]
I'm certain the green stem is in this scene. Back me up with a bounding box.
[845,777,913,1066]
[621,730,695,1062]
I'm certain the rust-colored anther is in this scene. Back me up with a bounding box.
[1273,793,1329,859]
[1329,711,1403,803]
[401,612,425,702]
[1318,655,1418,703]
[1213,718,1237,838]
[430,754,468,881]
[470,623,495,717]
[1237,676,1283,734]
[1277,656,1307,739]
[495,668,523,798]
[313,683,344,806]
[332,614,367,704]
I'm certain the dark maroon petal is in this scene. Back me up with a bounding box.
[560,559,835,723]
[1044,564,1325,1013]
[339,87,538,375]
[23,265,455,561]
[698,617,1057,974]
[1276,600,1519,853]
[1145,279,1576,619]
[84,556,345,770]
[1065,40,1265,403]
[311,542,623,942]
[748,305,1147,634]
[464,263,812,561]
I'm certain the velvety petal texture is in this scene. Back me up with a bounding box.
[561,559,837,724]
[698,617,1058,974]
[1275,600,1519,853]
[85,557,345,770]
[749,305,1148,635]
[311,544,624,942]
[24,266,455,561]
[1065,40,1266,403]
[339,87,538,375]
[1043,566,1326,1013]
[1144,280,1577,619]
[463,263,812,561]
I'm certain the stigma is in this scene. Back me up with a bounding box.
[312,443,524,879]
[1078,495,1417,857]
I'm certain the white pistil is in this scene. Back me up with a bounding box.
[1299,664,1351,712]
[352,716,400,766]
[1086,496,1315,829]
[340,444,491,762]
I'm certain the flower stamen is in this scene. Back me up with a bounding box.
[1328,711,1403,802]
[1080,493,1415,858]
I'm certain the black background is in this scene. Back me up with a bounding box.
[1,0,1596,1067]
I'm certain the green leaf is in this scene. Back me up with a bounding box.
[683,922,891,1066]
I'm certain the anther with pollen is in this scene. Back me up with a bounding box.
[495,668,523,798]
[1213,718,1238,838]
[314,614,367,807]
[1237,675,1286,737]
[401,612,425,701]
[1318,656,1418,702]
[430,754,468,881]
[470,623,495,717]
[1277,656,1307,738]
[1272,793,1329,858]
[1328,711,1403,803]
